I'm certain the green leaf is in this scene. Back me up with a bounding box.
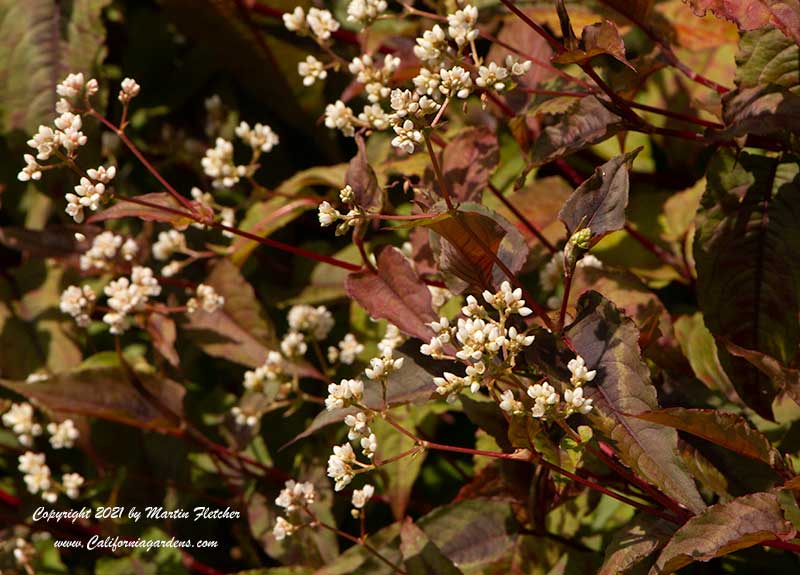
[182,259,279,369]
[558,148,642,241]
[651,491,797,574]
[400,518,465,575]
[736,28,799,92]
[678,439,732,501]
[0,364,185,433]
[694,150,800,419]
[65,0,112,78]
[720,85,800,139]
[630,408,784,470]
[567,292,707,514]
[345,246,438,342]
[673,313,737,400]
[532,96,623,165]
[598,514,676,575]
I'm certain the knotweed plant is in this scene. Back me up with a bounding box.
[2,0,800,573]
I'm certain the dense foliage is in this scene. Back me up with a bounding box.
[1,0,800,573]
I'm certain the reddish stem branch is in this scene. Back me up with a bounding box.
[88,110,198,215]
[624,223,691,281]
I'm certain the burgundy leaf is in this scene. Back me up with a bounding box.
[345,246,437,342]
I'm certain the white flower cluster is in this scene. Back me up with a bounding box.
[317,198,361,237]
[47,419,80,449]
[235,121,279,153]
[298,55,328,86]
[202,137,246,189]
[365,346,404,380]
[2,403,42,447]
[102,266,162,334]
[243,351,284,393]
[271,479,318,540]
[18,452,84,503]
[499,355,596,420]
[283,6,340,42]
[118,77,141,104]
[350,483,374,516]
[325,378,364,411]
[59,285,96,327]
[420,282,535,402]
[80,230,138,271]
[152,229,187,261]
[327,333,365,365]
[284,3,533,155]
[186,284,225,314]
[287,304,335,340]
[347,0,387,26]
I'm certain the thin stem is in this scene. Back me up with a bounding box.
[487,182,556,253]
[316,522,407,574]
[425,134,454,210]
[87,109,198,215]
[624,223,691,281]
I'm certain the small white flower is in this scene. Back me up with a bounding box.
[235,121,279,152]
[324,100,356,137]
[275,479,316,512]
[567,355,596,387]
[360,432,377,459]
[476,62,509,91]
[358,103,390,130]
[499,389,524,415]
[564,387,593,415]
[391,119,423,154]
[283,6,306,32]
[318,201,341,227]
[120,238,139,261]
[447,5,479,47]
[86,165,116,184]
[347,0,387,26]
[17,154,42,182]
[118,77,141,103]
[365,347,404,380]
[351,484,374,509]
[327,442,356,491]
[59,285,96,327]
[281,331,308,358]
[231,406,259,427]
[413,25,447,64]
[325,378,364,411]
[307,8,340,41]
[336,333,364,364]
[527,381,559,419]
[187,284,225,314]
[439,66,473,99]
[152,229,187,261]
[413,67,441,96]
[298,55,328,86]
[56,73,85,98]
[378,323,404,354]
[273,516,297,541]
[3,403,42,446]
[62,473,84,499]
[27,126,60,161]
[287,305,334,340]
[202,137,245,189]
[505,54,533,76]
[47,419,79,449]
[344,411,371,440]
